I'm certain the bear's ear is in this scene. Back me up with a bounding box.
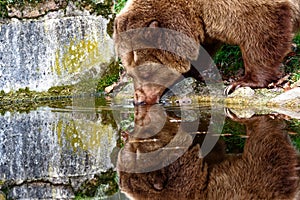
[149,20,160,28]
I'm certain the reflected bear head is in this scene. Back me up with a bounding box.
[117,111,299,199]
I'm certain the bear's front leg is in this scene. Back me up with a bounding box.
[224,56,283,95]
[222,2,294,95]
[224,33,292,95]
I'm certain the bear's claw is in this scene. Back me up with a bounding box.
[224,84,241,96]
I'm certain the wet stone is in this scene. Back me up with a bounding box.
[270,87,300,105]
[227,86,255,97]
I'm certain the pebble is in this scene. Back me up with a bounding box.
[270,87,300,104]
[228,87,255,97]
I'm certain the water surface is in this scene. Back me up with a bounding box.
[0,96,299,199]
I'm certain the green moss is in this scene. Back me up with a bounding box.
[284,34,300,75]
[291,72,300,82]
[106,13,116,37]
[291,135,300,151]
[285,33,300,83]
[214,45,243,78]
[96,60,122,92]
[5,0,42,5]
[0,0,43,17]
[214,33,300,83]
[52,37,118,94]
[76,0,116,36]
[113,0,127,13]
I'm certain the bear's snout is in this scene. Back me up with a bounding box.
[134,84,165,105]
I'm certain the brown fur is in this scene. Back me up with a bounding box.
[114,0,300,103]
[118,111,299,199]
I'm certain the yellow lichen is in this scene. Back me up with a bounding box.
[52,38,106,76]
[54,50,61,76]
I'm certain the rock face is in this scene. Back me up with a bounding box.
[270,87,300,105]
[6,0,68,18]
[0,1,115,93]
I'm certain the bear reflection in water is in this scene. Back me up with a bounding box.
[117,105,299,200]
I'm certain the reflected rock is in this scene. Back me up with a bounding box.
[0,107,118,198]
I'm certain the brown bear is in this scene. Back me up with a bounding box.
[114,0,300,104]
[117,107,299,199]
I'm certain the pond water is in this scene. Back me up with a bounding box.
[0,95,299,199]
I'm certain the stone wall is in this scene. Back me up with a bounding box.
[0,1,115,93]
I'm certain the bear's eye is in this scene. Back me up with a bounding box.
[148,20,160,28]
[115,16,130,32]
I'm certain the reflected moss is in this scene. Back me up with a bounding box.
[94,96,108,106]
[221,118,246,153]
[75,169,118,199]
[55,116,116,153]
[291,135,300,151]
[0,180,4,194]
[287,119,300,151]
[113,0,127,13]
[0,86,73,114]
[97,109,119,127]
[222,117,300,153]
[64,121,83,152]
[56,120,63,149]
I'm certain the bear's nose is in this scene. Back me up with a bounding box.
[134,88,160,105]
[133,89,147,105]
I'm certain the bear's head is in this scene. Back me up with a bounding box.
[114,0,204,105]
